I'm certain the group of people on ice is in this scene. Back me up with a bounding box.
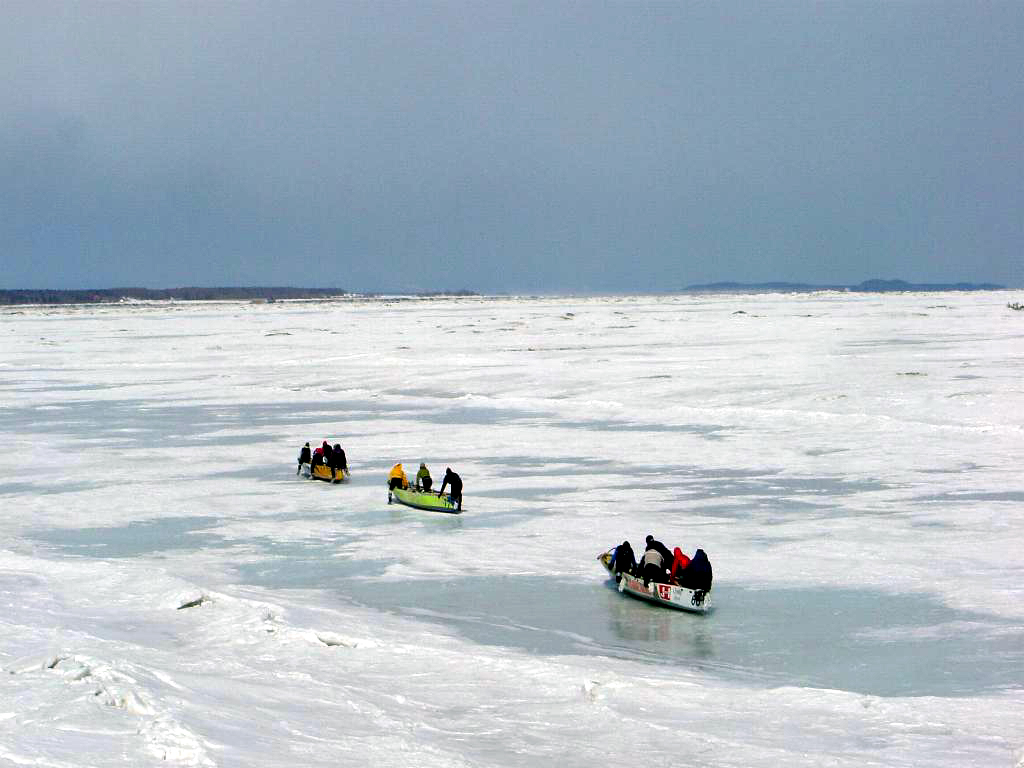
[297,440,348,481]
[610,535,712,592]
[388,462,463,510]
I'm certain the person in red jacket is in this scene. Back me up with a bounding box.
[669,547,691,583]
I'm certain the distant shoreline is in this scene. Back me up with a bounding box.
[0,280,1012,306]
[0,287,479,306]
[683,279,1006,294]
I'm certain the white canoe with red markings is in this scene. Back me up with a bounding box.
[598,551,711,614]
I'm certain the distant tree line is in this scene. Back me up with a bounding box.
[0,287,347,305]
[0,287,479,305]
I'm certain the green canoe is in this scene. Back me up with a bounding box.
[388,487,462,514]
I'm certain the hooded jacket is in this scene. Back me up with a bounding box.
[439,469,462,496]
[644,537,673,566]
[613,541,636,574]
[331,445,346,470]
[675,549,712,591]
[388,463,408,489]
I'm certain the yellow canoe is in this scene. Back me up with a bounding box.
[311,464,349,484]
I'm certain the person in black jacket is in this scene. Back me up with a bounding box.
[297,442,311,475]
[640,535,673,586]
[675,548,713,592]
[331,444,347,477]
[612,540,636,580]
[438,468,463,510]
[322,443,335,479]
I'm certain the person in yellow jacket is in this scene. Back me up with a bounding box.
[387,463,408,491]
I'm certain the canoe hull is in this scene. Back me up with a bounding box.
[598,552,710,614]
[389,487,462,514]
[311,464,349,483]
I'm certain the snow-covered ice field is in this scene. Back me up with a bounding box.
[1,292,1022,767]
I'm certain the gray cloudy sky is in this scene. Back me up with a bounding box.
[2,2,1022,292]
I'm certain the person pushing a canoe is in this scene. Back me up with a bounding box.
[641,535,673,586]
[610,540,636,580]
[331,443,348,479]
[438,468,462,511]
[388,463,409,490]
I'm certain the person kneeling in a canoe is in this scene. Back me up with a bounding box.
[641,535,673,586]
[416,463,432,491]
[388,463,409,490]
[297,442,311,475]
[438,467,462,511]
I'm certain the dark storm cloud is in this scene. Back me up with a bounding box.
[2,2,1022,291]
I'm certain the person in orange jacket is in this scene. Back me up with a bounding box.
[388,463,408,490]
